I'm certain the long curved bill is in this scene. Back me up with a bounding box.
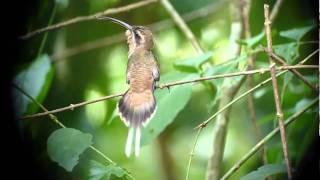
[97,16,133,31]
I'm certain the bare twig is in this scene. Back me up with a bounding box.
[239,0,267,166]
[159,0,204,53]
[185,128,202,180]
[21,92,124,119]
[19,65,318,120]
[12,84,135,180]
[264,4,292,179]
[220,98,318,180]
[20,0,158,39]
[270,0,284,22]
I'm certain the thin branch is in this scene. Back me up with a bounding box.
[270,0,284,22]
[20,0,158,39]
[264,4,292,179]
[220,98,318,180]
[19,65,318,120]
[159,0,204,54]
[12,84,135,180]
[21,92,124,119]
[239,0,267,166]
[51,1,227,61]
[262,47,318,91]
[185,127,202,180]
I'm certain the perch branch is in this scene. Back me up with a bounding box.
[21,92,124,119]
[220,98,318,180]
[159,0,204,53]
[19,65,318,120]
[20,0,158,39]
[264,4,292,179]
[12,84,135,180]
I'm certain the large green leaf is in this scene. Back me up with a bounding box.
[279,25,314,41]
[47,128,93,172]
[173,52,213,72]
[89,160,126,180]
[141,72,198,145]
[13,54,53,116]
[240,164,286,180]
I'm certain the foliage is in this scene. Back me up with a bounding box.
[47,128,93,172]
[89,160,126,180]
[13,54,53,116]
[240,164,286,180]
[13,0,317,179]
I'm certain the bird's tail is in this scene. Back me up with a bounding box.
[117,89,156,157]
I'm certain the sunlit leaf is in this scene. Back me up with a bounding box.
[47,128,93,172]
[89,160,126,180]
[174,52,213,72]
[240,164,286,180]
[13,54,53,116]
[280,25,315,41]
[141,72,198,145]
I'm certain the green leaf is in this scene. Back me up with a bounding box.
[89,160,126,180]
[239,32,265,48]
[173,52,213,72]
[240,164,286,180]
[273,43,299,64]
[13,54,53,116]
[203,55,246,108]
[280,25,314,41]
[141,72,198,145]
[47,128,93,172]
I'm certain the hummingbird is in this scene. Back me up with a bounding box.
[98,17,160,157]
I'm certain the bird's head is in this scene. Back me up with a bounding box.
[97,17,154,56]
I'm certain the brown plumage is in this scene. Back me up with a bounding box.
[98,17,160,157]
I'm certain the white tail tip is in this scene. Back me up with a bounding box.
[125,127,134,157]
[135,127,141,157]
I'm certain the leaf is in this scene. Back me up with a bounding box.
[273,43,299,64]
[13,54,53,116]
[173,52,213,72]
[89,160,126,180]
[47,128,93,172]
[141,72,198,145]
[203,55,246,108]
[240,164,287,180]
[280,25,314,41]
[239,32,265,48]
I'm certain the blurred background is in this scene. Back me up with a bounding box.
[11,0,318,179]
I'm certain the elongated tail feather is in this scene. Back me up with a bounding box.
[118,89,157,157]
